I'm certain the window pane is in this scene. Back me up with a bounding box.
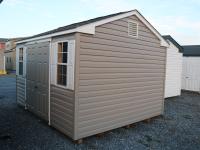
[62,74,67,85]
[62,64,67,74]
[58,53,62,63]
[57,65,67,86]
[63,42,68,52]
[19,48,23,61]
[57,52,67,63]
[19,62,23,75]
[62,53,67,63]
[58,43,62,52]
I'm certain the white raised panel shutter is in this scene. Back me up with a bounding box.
[67,40,75,90]
[51,42,57,85]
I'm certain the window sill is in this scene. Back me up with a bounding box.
[54,84,69,90]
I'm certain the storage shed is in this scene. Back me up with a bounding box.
[182,45,200,92]
[162,35,183,98]
[16,10,169,141]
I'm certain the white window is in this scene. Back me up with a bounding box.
[16,46,26,76]
[128,21,138,38]
[19,48,24,75]
[57,42,68,86]
[51,40,75,90]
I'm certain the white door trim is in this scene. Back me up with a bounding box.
[48,40,52,125]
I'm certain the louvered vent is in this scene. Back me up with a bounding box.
[128,21,138,37]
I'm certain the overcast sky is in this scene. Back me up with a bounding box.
[0,0,199,45]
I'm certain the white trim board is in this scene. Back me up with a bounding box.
[16,10,169,47]
[48,39,52,126]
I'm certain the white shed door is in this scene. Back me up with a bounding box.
[182,57,200,92]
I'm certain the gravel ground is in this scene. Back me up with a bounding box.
[0,75,200,150]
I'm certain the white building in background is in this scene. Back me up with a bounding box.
[163,35,183,98]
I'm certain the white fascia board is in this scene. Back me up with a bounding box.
[16,29,78,44]
[16,10,169,47]
[24,38,51,45]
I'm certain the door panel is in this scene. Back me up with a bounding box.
[26,42,49,120]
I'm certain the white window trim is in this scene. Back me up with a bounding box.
[16,46,26,77]
[53,40,75,90]
[56,41,68,88]
[128,20,138,38]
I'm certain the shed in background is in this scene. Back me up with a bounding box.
[163,35,183,98]
[4,37,27,73]
[182,45,200,92]
[0,38,7,75]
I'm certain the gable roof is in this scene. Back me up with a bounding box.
[17,10,169,47]
[162,35,183,52]
[182,45,200,56]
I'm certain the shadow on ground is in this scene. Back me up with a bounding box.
[0,75,200,150]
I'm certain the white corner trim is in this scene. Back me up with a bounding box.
[48,39,51,126]
[16,10,169,47]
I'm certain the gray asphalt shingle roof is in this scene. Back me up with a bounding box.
[182,45,200,56]
[27,10,133,40]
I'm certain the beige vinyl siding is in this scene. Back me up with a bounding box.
[50,85,75,138]
[16,76,25,106]
[75,15,166,139]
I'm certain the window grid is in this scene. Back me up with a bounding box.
[57,42,68,86]
[19,48,23,75]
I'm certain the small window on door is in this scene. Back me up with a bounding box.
[57,42,68,86]
[19,48,23,75]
